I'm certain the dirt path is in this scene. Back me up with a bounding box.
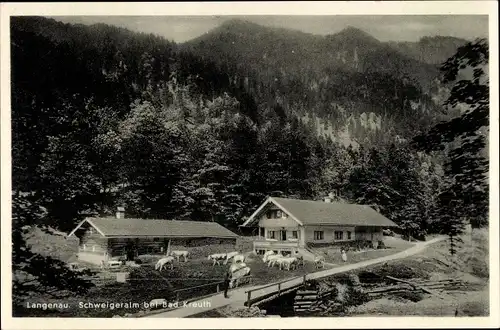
[145,236,446,318]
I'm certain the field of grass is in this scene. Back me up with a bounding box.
[347,229,489,316]
[310,236,415,265]
[24,226,79,263]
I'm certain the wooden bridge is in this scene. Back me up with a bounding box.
[244,274,308,307]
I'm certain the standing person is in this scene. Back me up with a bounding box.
[341,249,347,263]
[223,270,231,298]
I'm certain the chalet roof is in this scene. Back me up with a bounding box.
[241,197,398,227]
[69,218,239,238]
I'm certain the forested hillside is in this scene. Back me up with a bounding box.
[182,20,467,147]
[12,16,488,237]
[388,36,469,65]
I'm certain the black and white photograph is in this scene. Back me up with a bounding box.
[1,1,498,329]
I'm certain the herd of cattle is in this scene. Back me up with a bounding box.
[154,249,325,273]
[150,249,330,291]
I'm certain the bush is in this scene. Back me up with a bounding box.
[383,229,394,236]
[377,241,386,249]
[379,263,419,279]
[358,270,384,284]
[344,286,371,307]
[334,273,353,286]
[304,279,319,290]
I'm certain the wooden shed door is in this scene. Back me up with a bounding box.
[125,241,136,261]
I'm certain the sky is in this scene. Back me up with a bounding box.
[50,15,489,43]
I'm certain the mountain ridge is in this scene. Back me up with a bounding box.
[184,19,467,65]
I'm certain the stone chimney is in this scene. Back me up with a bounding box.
[116,206,125,219]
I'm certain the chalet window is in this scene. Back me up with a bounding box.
[335,231,344,240]
[259,227,265,237]
[280,230,287,241]
[314,231,324,240]
[267,230,276,239]
[88,228,93,234]
[153,238,160,242]
[292,231,298,239]
[266,210,282,218]
[347,231,352,240]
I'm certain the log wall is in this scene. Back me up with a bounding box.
[78,226,108,254]
[107,237,237,257]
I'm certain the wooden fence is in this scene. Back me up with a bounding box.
[244,274,308,307]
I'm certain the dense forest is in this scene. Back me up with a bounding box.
[11,16,489,299]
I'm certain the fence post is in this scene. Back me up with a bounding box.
[278,283,281,296]
[176,291,180,302]
[303,274,307,286]
[247,291,251,308]
[216,283,220,293]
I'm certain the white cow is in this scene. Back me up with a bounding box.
[277,257,298,271]
[314,255,325,269]
[229,265,251,288]
[231,254,245,264]
[229,262,247,273]
[170,250,189,262]
[207,253,227,266]
[262,250,275,262]
[266,254,284,268]
[155,256,174,271]
[224,251,240,264]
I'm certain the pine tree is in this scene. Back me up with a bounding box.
[412,39,489,254]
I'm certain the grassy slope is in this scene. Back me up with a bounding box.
[308,236,415,264]
[350,229,489,316]
[24,226,79,263]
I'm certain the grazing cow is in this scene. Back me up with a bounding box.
[231,254,245,264]
[229,262,247,273]
[262,250,275,262]
[275,257,296,271]
[266,254,283,268]
[170,250,189,262]
[224,251,240,264]
[207,253,227,266]
[229,265,251,289]
[278,257,298,271]
[314,256,325,269]
[155,256,174,271]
